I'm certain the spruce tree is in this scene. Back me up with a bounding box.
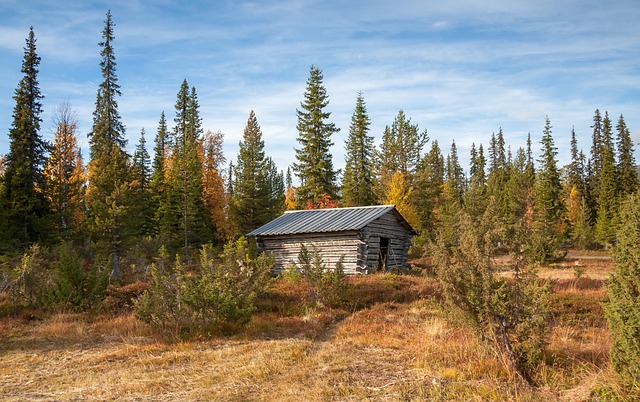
[468,143,486,189]
[293,65,339,207]
[464,143,488,220]
[605,191,640,390]
[342,92,376,207]
[231,111,283,235]
[1,27,49,249]
[149,112,172,242]
[414,140,445,238]
[376,110,428,200]
[616,114,639,197]
[594,112,619,246]
[86,11,131,279]
[445,140,465,201]
[589,109,604,203]
[567,127,585,194]
[532,116,565,263]
[131,129,153,236]
[43,102,86,242]
[506,148,535,233]
[166,80,209,257]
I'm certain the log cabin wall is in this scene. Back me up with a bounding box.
[360,211,413,272]
[257,231,362,275]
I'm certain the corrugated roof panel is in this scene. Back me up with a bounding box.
[246,205,403,236]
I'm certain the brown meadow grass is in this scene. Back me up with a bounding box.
[0,253,625,401]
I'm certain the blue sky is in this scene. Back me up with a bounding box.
[1,0,639,177]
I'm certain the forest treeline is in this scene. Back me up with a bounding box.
[1,13,638,267]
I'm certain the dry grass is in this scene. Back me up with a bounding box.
[0,259,625,401]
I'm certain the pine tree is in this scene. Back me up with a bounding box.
[589,109,604,202]
[43,102,86,242]
[293,66,339,207]
[506,148,535,234]
[468,143,486,189]
[376,110,428,200]
[149,112,172,243]
[342,92,376,207]
[265,157,285,217]
[133,129,151,191]
[285,166,293,190]
[86,11,131,279]
[166,80,210,257]
[446,140,465,201]
[414,140,445,238]
[605,192,640,390]
[226,161,235,197]
[525,133,535,181]
[487,129,510,222]
[532,116,565,264]
[616,114,638,197]
[1,27,49,249]
[464,143,488,220]
[488,128,507,177]
[231,111,284,235]
[594,112,619,246]
[131,129,153,237]
[568,128,584,190]
[565,127,591,247]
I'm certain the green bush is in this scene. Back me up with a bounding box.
[293,245,348,308]
[10,244,50,307]
[605,192,640,392]
[135,237,273,337]
[432,209,550,383]
[49,242,109,310]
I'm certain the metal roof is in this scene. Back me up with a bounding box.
[247,205,416,236]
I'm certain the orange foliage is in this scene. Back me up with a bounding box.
[304,193,340,209]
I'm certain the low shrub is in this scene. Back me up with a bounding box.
[135,237,273,337]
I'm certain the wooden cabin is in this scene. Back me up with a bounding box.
[247,205,417,275]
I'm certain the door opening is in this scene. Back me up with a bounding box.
[378,237,389,271]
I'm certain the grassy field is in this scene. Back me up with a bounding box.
[0,252,624,401]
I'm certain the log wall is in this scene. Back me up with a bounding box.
[360,211,412,272]
[257,231,363,275]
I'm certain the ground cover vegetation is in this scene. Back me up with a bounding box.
[1,12,640,400]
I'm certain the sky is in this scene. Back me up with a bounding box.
[1,0,639,178]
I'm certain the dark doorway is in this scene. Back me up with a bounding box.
[378,237,389,271]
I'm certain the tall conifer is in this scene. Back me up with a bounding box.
[376,110,428,200]
[86,11,131,278]
[167,80,209,256]
[532,116,565,263]
[594,112,618,245]
[446,140,465,201]
[414,140,444,237]
[1,27,48,249]
[131,129,152,236]
[342,93,376,206]
[231,111,284,235]
[616,114,638,196]
[293,66,339,207]
[149,112,172,242]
